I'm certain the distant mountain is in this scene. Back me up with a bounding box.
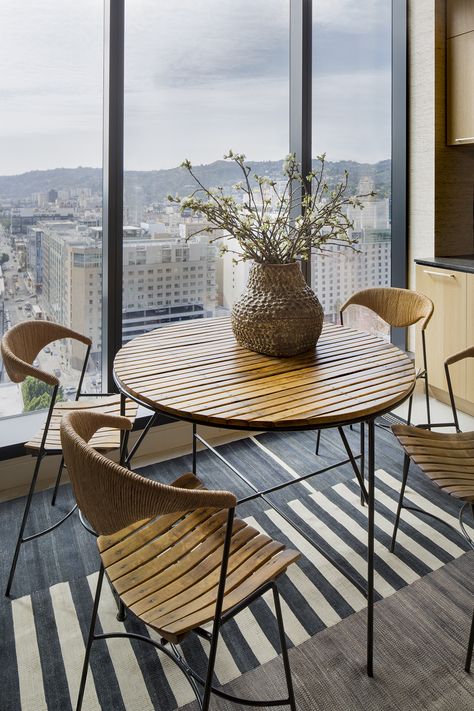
[0,167,103,201]
[0,159,391,203]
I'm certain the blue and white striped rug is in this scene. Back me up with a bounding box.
[4,453,472,711]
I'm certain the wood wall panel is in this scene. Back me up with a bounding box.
[416,264,467,397]
[447,0,474,37]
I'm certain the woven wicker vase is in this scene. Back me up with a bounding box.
[231,262,324,357]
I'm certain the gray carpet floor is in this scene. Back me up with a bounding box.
[1,423,473,709]
[181,552,474,711]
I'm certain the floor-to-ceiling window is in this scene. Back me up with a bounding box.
[0,0,405,420]
[121,0,290,343]
[311,0,393,335]
[0,1,103,417]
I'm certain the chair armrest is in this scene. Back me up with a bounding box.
[2,349,59,387]
[445,346,474,367]
[48,324,92,347]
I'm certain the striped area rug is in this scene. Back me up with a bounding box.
[4,462,472,711]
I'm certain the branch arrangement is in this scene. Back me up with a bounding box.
[168,151,374,264]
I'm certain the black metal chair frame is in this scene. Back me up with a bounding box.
[77,507,297,711]
[315,305,431,510]
[390,355,474,673]
[5,342,151,598]
[5,340,91,597]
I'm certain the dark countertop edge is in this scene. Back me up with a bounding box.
[415,256,474,275]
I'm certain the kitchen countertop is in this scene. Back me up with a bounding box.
[415,255,474,274]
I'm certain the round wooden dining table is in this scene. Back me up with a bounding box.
[113,316,416,676]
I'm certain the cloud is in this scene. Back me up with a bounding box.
[126,0,289,89]
[0,0,391,174]
[314,0,390,34]
[313,69,391,163]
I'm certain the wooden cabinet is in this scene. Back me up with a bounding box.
[447,1,474,145]
[447,32,474,145]
[447,0,474,38]
[416,264,467,397]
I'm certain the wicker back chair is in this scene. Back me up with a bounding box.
[340,286,433,331]
[60,410,235,535]
[340,287,433,428]
[1,320,89,386]
[315,287,433,505]
[390,345,474,672]
[60,409,300,711]
[1,320,137,597]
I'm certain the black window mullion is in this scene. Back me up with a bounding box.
[289,0,312,284]
[391,0,408,348]
[102,0,125,391]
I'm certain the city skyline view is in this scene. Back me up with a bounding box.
[0,0,392,419]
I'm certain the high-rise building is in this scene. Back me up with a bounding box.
[312,191,391,327]
[25,227,44,291]
[38,220,218,370]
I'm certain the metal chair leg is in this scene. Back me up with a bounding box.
[5,452,45,597]
[192,423,197,474]
[202,624,219,711]
[315,430,321,455]
[406,394,413,427]
[51,456,65,506]
[390,453,411,553]
[272,584,297,711]
[466,609,474,673]
[424,373,431,428]
[76,565,105,711]
[360,422,365,506]
[315,429,321,455]
[116,599,126,622]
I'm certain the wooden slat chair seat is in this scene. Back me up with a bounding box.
[25,395,138,453]
[391,344,474,673]
[99,499,298,643]
[392,424,474,502]
[60,410,300,710]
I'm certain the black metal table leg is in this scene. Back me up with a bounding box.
[192,423,197,474]
[367,418,375,677]
[360,422,365,506]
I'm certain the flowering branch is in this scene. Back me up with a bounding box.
[167,151,375,264]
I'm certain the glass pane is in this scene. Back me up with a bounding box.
[0,1,103,417]
[311,0,391,336]
[123,0,289,342]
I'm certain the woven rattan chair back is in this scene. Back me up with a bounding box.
[60,410,236,536]
[340,287,433,330]
[1,320,91,387]
[65,410,299,711]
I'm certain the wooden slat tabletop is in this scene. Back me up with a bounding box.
[113,317,416,430]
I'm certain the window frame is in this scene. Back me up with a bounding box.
[0,0,408,453]
[102,0,408,392]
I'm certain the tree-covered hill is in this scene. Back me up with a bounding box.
[0,158,391,203]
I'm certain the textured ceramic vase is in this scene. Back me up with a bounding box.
[231,262,324,357]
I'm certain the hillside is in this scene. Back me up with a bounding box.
[0,159,391,203]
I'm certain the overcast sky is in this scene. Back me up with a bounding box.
[0,0,391,176]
